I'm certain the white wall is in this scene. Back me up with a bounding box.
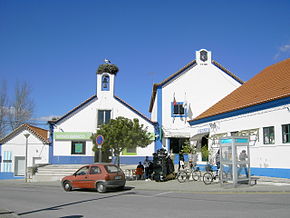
[191,104,290,169]
[161,62,241,133]
[1,129,49,172]
[53,96,155,157]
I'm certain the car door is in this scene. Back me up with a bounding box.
[87,165,102,188]
[72,166,90,188]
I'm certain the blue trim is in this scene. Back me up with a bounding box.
[0,173,24,180]
[0,143,2,171]
[189,96,290,125]
[250,167,290,179]
[51,95,98,125]
[49,123,54,164]
[171,102,187,117]
[51,156,94,164]
[156,88,163,151]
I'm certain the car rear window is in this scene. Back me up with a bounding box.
[105,165,121,173]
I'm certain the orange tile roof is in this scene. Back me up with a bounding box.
[192,58,290,122]
[0,124,49,144]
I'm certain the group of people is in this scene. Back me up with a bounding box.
[135,156,153,181]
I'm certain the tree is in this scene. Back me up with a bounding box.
[8,81,34,130]
[0,80,8,138]
[91,116,153,166]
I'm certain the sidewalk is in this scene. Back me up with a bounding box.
[125,176,290,193]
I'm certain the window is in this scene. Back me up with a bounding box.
[105,165,121,173]
[172,102,186,117]
[102,75,110,91]
[122,147,137,155]
[282,124,290,143]
[90,166,101,174]
[71,141,86,154]
[97,110,111,127]
[76,166,89,176]
[263,126,275,144]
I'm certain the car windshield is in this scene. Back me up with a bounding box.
[105,165,121,173]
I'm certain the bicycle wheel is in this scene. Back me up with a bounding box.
[203,172,213,185]
[192,171,201,181]
[177,171,187,183]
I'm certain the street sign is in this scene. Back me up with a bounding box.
[96,135,104,148]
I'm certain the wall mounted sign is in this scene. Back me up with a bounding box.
[54,132,92,140]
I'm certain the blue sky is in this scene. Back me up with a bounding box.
[1,0,290,126]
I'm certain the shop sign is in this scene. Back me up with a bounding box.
[54,132,92,140]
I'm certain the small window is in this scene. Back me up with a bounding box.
[282,124,290,143]
[90,166,101,174]
[105,165,121,173]
[102,75,110,91]
[172,102,186,117]
[76,166,89,176]
[97,110,111,127]
[71,141,86,154]
[263,126,275,144]
[122,147,137,155]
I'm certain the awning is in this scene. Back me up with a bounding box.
[190,132,209,141]
[163,130,191,138]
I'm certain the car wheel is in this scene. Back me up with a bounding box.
[63,181,72,192]
[97,182,107,193]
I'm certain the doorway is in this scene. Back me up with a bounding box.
[15,156,25,176]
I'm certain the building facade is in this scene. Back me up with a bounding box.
[49,64,155,165]
[189,58,290,178]
[149,49,243,162]
[0,124,49,179]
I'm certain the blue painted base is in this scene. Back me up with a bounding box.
[51,156,94,164]
[113,156,153,165]
[0,172,24,180]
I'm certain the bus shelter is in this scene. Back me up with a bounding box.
[219,136,250,187]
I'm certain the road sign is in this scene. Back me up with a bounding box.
[96,135,104,147]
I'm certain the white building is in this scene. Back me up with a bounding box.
[149,49,243,162]
[0,124,49,179]
[48,63,155,165]
[189,58,290,178]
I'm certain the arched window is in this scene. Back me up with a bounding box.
[102,75,110,91]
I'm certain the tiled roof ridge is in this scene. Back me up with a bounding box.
[192,93,290,122]
[149,60,197,112]
[191,58,290,122]
[0,123,49,144]
[49,95,98,124]
[148,58,244,113]
[114,96,156,125]
[212,60,244,84]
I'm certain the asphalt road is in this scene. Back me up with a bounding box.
[1,182,290,218]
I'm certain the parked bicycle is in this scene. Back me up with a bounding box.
[202,164,228,185]
[177,165,201,183]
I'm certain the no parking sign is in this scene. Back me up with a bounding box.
[96,135,104,148]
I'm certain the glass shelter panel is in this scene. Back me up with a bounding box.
[219,136,250,187]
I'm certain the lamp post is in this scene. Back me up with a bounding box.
[24,133,30,182]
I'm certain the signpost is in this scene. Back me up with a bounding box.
[96,135,104,162]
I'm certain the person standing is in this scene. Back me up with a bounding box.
[143,156,150,181]
[238,150,249,178]
[215,150,220,170]
[178,153,185,171]
[135,162,144,180]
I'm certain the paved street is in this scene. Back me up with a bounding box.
[1,179,290,218]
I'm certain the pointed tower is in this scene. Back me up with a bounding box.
[96,61,119,98]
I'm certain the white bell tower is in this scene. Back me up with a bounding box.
[96,61,118,98]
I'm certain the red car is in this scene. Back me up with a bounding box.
[61,163,126,193]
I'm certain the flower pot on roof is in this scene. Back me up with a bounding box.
[97,63,119,75]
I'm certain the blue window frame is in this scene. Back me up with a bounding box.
[102,75,110,91]
[171,102,187,117]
